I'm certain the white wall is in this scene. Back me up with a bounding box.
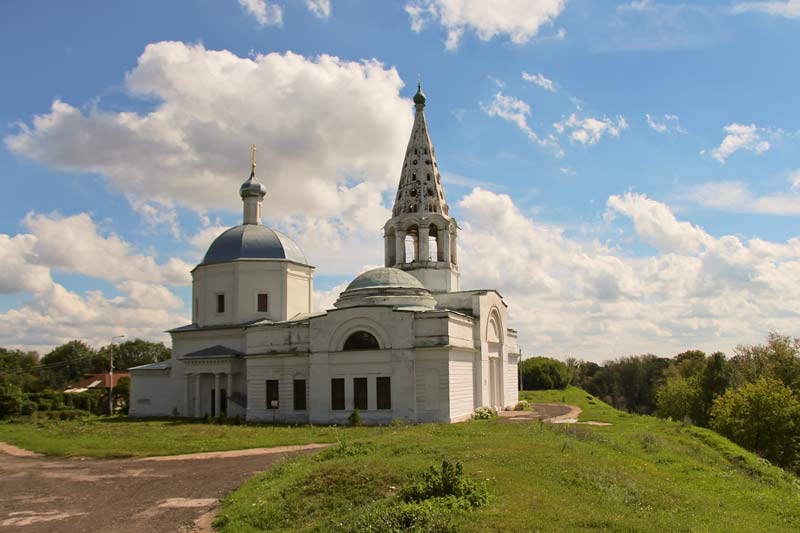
[505,355,519,407]
[193,260,313,326]
[129,370,177,417]
[448,351,475,422]
[246,354,310,423]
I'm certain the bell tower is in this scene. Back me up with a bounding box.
[383,84,459,293]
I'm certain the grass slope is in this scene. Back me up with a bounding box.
[2,389,798,531]
[215,388,800,532]
[0,417,384,458]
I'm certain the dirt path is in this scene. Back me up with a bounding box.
[499,404,611,426]
[0,443,328,532]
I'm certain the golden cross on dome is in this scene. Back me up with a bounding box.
[251,144,257,170]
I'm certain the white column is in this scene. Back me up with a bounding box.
[395,229,406,264]
[440,229,451,264]
[184,373,191,417]
[214,373,222,418]
[419,228,430,262]
[194,373,201,418]
[450,231,457,265]
[384,233,392,267]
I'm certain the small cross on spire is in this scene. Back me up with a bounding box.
[251,144,257,171]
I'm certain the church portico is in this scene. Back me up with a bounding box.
[129,86,520,423]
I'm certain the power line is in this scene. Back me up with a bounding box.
[0,353,105,375]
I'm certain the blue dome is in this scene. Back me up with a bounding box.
[202,224,308,265]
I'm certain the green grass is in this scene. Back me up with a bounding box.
[3,389,799,531]
[0,417,384,458]
[214,388,800,532]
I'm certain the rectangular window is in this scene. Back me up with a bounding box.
[257,293,269,312]
[331,378,345,411]
[216,294,225,313]
[293,379,306,411]
[353,377,368,410]
[377,377,391,410]
[266,380,279,409]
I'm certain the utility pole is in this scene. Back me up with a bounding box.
[109,335,125,415]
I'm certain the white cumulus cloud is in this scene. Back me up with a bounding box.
[707,123,771,163]
[521,71,556,92]
[457,188,800,360]
[0,212,190,352]
[733,0,800,18]
[645,113,685,134]
[5,42,412,221]
[554,113,628,145]
[239,0,283,26]
[306,0,331,18]
[480,92,560,153]
[405,0,567,49]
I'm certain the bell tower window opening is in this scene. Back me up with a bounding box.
[216,294,225,314]
[257,293,268,313]
[405,231,418,262]
[428,225,439,262]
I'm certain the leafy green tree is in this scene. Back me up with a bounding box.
[519,357,570,390]
[668,350,707,379]
[39,340,104,390]
[0,348,40,391]
[655,376,701,422]
[730,333,800,391]
[693,351,731,426]
[710,377,800,471]
[97,339,170,371]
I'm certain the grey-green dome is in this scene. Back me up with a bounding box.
[345,267,425,291]
[240,174,267,198]
[202,224,307,265]
[413,83,426,106]
[335,267,435,309]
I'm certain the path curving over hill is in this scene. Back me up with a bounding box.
[0,443,328,532]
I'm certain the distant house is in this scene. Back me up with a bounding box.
[65,373,130,393]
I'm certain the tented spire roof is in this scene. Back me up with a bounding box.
[391,84,449,218]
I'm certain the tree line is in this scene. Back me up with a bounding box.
[521,332,800,474]
[0,339,170,417]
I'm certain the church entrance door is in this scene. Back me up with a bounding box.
[211,389,228,417]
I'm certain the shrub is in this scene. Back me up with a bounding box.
[519,357,570,390]
[348,409,363,427]
[513,401,530,411]
[32,409,92,422]
[331,498,457,532]
[317,440,373,461]
[709,377,800,472]
[400,460,489,509]
[472,406,496,420]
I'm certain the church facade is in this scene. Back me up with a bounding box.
[129,86,521,424]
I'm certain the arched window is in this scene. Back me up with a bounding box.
[343,331,380,350]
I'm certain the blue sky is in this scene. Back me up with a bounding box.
[1,0,799,361]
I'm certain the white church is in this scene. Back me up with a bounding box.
[130,86,520,424]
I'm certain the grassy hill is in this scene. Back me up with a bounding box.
[1,388,798,531]
[214,387,800,532]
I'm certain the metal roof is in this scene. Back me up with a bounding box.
[201,224,308,266]
[344,267,425,291]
